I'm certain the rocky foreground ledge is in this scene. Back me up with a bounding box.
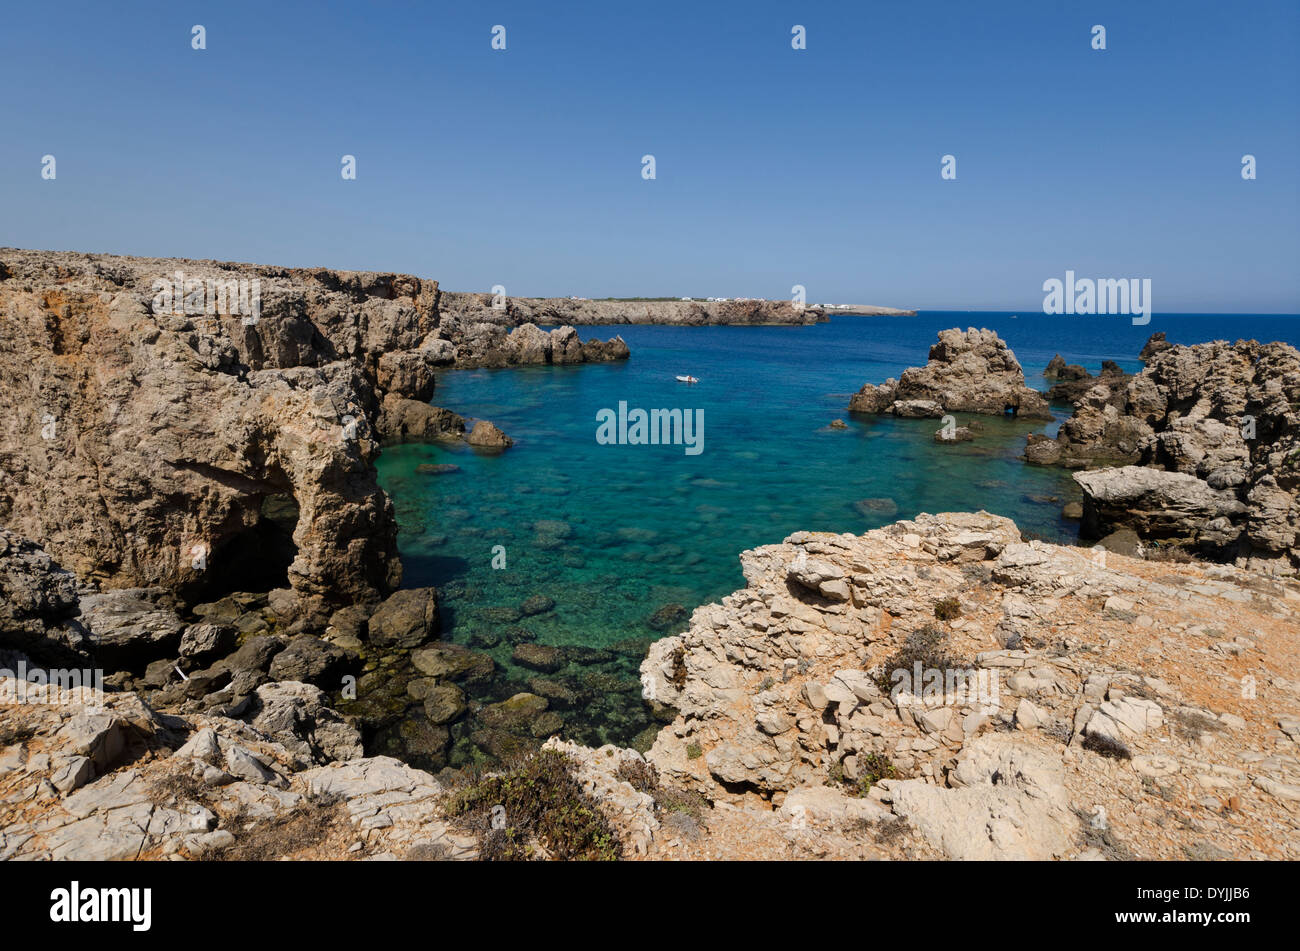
[4,513,1296,860]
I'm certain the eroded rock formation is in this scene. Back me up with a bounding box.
[0,249,625,608]
[849,328,1052,420]
[1027,337,1300,568]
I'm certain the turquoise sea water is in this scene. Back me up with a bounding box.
[375,311,1300,747]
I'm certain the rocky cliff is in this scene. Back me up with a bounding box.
[0,248,626,611]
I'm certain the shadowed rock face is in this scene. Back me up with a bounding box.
[0,249,611,609]
[849,328,1053,420]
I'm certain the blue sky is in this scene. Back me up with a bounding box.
[1,0,1296,311]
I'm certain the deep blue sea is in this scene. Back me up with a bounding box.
[375,312,1300,726]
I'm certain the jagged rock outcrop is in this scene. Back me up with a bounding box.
[849,328,1052,420]
[0,249,555,609]
[0,529,91,664]
[1030,337,1300,568]
[441,321,629,369]
[639,512,1300,860]
[1042,356,1131,403]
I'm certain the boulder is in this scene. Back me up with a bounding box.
[368,587,439,649]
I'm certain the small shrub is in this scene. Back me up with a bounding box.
[668,645,688,689]
[685,740,703,760]
[851,753,898,796]
[1171,709,1225,743]
[933,597,961,621]
[654,786,708,821]
[615,757,659,793]
[447,748,621,861]
[1081,732,1132,760]
[873,623,968,694]
[1145,542,1193,564]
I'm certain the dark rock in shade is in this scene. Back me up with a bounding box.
[646,602,689,632]
[326,603,370,641]
[267,635,356,687]
[465,419,513,450]
[512,643,564,673]
[219,634,287,675]
[410,643,495,685]
[422,684,467,724]
[143,658,179,688]
[0,530,91,664]
[1046,361,1132,403]
[78,589,187,669]
[192,597,242,625]
[376,397,466,446]
[397,715,451,768]
[519,594,556,617]
[368,587,438,648]
[1097,528,1144,558]
[415,463,461,475]
[179,622,237,664]
[1044,354,1068,379]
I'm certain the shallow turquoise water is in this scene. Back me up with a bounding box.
[374,311,1300,744]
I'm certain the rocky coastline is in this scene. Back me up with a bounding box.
[438,291,914,332]
[2,247,1298,861]
[3,512,1296,860]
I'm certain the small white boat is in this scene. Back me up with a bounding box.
[675,375,699,384]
